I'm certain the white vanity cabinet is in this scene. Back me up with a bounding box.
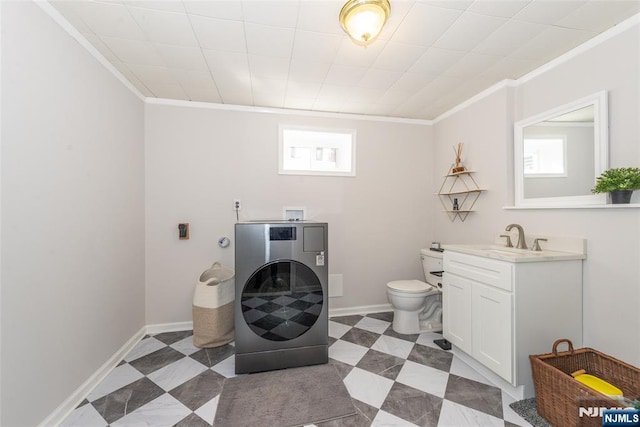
[443,250,583,398]
[442,274,473,353]
[472,279,513,380]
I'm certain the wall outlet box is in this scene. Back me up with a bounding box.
[329,274,343,297]
[178,223,189,240]
[283,206,305,221]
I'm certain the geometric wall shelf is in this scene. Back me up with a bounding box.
[437,167,485,222]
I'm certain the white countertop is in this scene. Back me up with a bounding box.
[442,244,586,263]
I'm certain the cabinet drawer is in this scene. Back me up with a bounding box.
[444,251,513,292]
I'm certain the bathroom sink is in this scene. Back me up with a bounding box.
[465,245,529,255]
[442,244,586,263]
[486,249,521,256]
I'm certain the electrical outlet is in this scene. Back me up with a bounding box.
[234,199,241,211]
[178,223,189,240]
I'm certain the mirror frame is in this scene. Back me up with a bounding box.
[514,91,608,207]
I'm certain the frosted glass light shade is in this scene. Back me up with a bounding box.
[339,0,391,46]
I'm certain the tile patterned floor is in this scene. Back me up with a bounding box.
[60,312,533,426]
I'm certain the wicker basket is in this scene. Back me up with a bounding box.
[530,339,640,427]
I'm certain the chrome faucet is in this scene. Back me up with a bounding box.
[505,224,527,249]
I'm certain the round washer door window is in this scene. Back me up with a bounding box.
[241,260,324,341]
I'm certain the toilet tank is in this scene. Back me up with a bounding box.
[420,249,443,287]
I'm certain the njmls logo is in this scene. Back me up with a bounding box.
[601,409,640,426]
[579,406,609,418]
[579,407,640,420]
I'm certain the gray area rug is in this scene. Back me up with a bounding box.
[509,398,552,427]
[214,363,356,426]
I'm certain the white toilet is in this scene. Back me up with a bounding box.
[386,249,443,334]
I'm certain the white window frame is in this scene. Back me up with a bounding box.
[278,125,356,177]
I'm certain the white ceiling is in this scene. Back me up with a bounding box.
[50,0,640,120]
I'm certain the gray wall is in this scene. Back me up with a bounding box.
[145,104,434,323]
[1,3,146,425]
[515,23,640,365]
[1,2,638,424]
[433,23,640,366]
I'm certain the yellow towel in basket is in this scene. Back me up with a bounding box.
[571,369,623,400]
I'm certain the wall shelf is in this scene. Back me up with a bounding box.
[504,204,640,209]
[437,168,485,222]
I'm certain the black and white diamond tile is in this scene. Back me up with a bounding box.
[60,313,533,426]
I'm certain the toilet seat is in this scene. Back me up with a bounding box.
[386,280,433,293]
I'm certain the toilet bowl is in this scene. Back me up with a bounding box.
[386,249,443,335]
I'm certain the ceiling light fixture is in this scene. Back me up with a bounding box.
[339,0,391,47]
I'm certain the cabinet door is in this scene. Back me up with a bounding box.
[472,283,512,382]
[443,273,472,354]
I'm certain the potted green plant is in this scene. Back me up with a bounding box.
[591,167,640,204]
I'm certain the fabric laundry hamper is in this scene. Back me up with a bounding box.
[192,262,235,348]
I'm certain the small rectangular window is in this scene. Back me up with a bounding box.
[523,137,567,177]
[279,126,356,176]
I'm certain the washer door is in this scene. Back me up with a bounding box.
[241,260,323,341]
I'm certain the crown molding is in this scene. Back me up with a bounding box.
[432,12,640,123]
[39,0,430,126]
[145,98,434,126]
[36,0,146,102]
[38,0,638,127]
[518,12,640,85]
[432,79,518,124]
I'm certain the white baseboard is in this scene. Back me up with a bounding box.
[145,305,393,330]
[44,305,393,425]
[39,326,146,427]
[329,303,392,318]
[145,308,393,331]
[146,321,194,335]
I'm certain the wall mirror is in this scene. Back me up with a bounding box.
[514,91,608,207]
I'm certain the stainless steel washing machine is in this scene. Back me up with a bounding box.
[234,221,328,374]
